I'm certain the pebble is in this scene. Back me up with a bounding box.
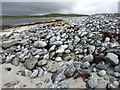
[51,73,66,83]
[96,63,108,70]
[38,68,44,77]
[87,76,98,88]
[56,45,68,53]
[104,53,119,65]
[55,57,62,62]
[83,54,94,62]
[81,61,90,69]
[34,41,47,48]
[114,65,120,73]
[98,70,106,77]
[58,80,69,89]
[25,69,32,77]
[37,59,48,66]
[31,69,39,78]
[24,57,38,70]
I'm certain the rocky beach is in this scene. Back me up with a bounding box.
[0,13,120,89]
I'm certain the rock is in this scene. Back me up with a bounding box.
[113,81,119,87]
[48,67,58,73]
[64,49,71,54]
[49,45,56,52]
[64,56,72,61]
[96,63,108,70]
[87,76,98,88]
[2,39,20,48]
[83,54,94,62]
[38,68,44,77]
[104,53,119,65]
[37,59,48,66]
[88,45,95,54]
[24,57,38,70]
[24,69,32,77]
[31,69,39,78]
[56,45,68,53]
[11,56,20,66]
[74,36,80,43]
[43,53,49,59]
[113,72,120,77]
[0,54,5,64]
[51,73,66,83]
[81,61,90,69]
[107,83,118,88]
[55,57,62,62]
[105,37,110,42]
[64,65,75,77]
[58,80,69,89]
[5,55,15,63]
[34,41,47,48]
[114,65,120,73]
[98,70,106,77]
[50,41,63,46]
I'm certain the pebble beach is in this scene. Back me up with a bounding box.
[0,13,120,89]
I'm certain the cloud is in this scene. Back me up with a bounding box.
[1,0,119,15]
[2,2,75,15]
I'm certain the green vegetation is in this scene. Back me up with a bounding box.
[0,13,88,19]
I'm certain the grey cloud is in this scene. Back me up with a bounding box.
[2,2,75,15]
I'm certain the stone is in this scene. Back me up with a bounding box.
[49,45,56,52]
[81,61,90,69]
[37,59,48,66]
[38,68,44,77]
[58,80,69,89]
[31,69,39,78]
[25,69,32,77]
[105,37,110,42]
[74,36,80,43]
[55,57,62,62]
[114,65,120,73]
[5,55,15,63]
[98,70,106,77]
[87,76,98,88]
[64,65,75,77]
[51,73,66,83]
[34,41,47,48]
[104,53,119,65]
[83,54,94,62]
[64,49,71,54]
[113,72,120,77]
[11,56,20,66]
[50,41,63,46]
[96,63,108,70]
[56,45,68,53]
[24,57,38,70]
[48,67,58,73]
[2,39,20,48]
[88,45,95,54]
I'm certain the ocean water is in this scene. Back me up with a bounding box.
[1,18,56,25]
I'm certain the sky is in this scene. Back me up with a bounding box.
[1,0,120,15]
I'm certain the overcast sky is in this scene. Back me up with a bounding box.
[1,0,120,15]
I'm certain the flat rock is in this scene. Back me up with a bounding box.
[104,53,119,65]
[34,41,47,48]
[2,39,20,48]
[24,57,38,70]
[96,63,108,70]
[87,76,98,88]
[37,59,48,66]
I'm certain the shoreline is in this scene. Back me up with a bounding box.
[0,19,66,31]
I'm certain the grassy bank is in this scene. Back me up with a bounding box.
[0,13,88,19]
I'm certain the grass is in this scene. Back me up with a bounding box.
[0,13,89,19]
